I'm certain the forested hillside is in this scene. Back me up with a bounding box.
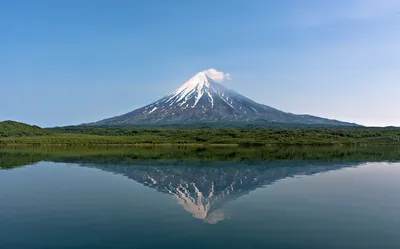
[0,120,49,137]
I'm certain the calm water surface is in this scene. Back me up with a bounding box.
[1,159,400,248]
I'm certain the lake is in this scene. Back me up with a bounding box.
[1,147,400,248]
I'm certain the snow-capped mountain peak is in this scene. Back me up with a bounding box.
[92,71,357,126]
[166,71,217,109]
[173,72,212,96]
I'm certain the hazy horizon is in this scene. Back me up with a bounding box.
[1,0,399,127]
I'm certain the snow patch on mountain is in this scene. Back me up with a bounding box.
[148,107,158,114]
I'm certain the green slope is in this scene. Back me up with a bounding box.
[0,120,49,137]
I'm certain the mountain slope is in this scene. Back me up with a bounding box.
[93,72,357,126]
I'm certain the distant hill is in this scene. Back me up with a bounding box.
[0,120,48,137]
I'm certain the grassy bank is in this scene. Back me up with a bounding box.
[1,121,400,146]
[1,128,400,145]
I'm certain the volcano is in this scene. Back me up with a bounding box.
[93,71,356,126]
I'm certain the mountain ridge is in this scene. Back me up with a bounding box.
[91,72,358,126]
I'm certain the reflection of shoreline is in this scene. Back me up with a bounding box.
[79,162,362,224]
[2,144,400,170]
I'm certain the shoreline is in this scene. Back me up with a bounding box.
[1,142,399,147]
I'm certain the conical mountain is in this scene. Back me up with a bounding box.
[93,71,356,126]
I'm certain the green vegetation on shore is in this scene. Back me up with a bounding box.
[1,120,400,145]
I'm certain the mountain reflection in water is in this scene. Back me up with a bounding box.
[79,161,361,224]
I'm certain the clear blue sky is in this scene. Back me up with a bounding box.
[1,0,399,127]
